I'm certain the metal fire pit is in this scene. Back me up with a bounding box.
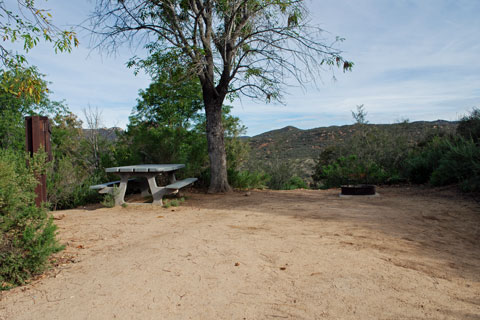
[341,184,376,196]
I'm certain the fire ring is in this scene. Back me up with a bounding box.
[341,184,376,196]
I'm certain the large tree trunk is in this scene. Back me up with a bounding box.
[204,96,232,193]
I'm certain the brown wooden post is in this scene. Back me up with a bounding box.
[25,116,52,207]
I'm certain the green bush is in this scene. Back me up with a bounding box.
[457,107,480,143]
[0,150,63,290]
[312,120,418,188]
[404,131,480,192]
[311,146,339,188]
[264,161,293,190]
[47,156,102,210]
[228,169,270,189]
[339,123,414,177]
[405,136,452,184]
[314,155,388,188]
[429,138,480,191]
[283,176,309,190]
[100,193,115,208]
[255,153,310,190]
[47,111,113,210]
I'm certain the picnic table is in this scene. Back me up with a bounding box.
[91,164,197,206]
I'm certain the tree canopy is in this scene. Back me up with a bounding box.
[91,0,353,192]
[129,51,204,129]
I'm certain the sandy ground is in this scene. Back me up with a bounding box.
[0,187,479,320]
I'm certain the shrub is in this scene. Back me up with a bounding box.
[429,138,480,191]
[312,120,419,188]
[339,123,413,176]
[283,176,309,190]
[0,150,63,290]
[405,136,452,184]
[228,169,269,189]
[47,156,102,210]
[457,107,480,143]
[264,161,291,190]
[101,193,115,208]
[312,146,339,188]
[314,155,388,188]
[404,132,480,192]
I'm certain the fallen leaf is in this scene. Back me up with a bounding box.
[280,267,286,270]
[157,216,164,218]
[234,262,240,266]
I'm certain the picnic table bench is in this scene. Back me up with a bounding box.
[90,164,197,206]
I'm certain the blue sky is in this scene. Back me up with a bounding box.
[7,0,480,136]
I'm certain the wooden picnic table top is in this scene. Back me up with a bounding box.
[105,164,185,173]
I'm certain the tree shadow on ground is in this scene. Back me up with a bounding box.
[186,187,480,283]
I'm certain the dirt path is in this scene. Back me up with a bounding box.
[1,187,479,319]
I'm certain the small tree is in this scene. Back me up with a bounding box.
[90,0,353,193]
[82,105,104,170]
[122,61,248,183]
[352,104,368,125]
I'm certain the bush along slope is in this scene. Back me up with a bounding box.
[312,108,480,192]
[0,150,63,290]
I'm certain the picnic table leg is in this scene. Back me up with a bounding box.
[139,178,151,197]
[115,175,129,206]
[168,172,176,184]
[146,174,166,205]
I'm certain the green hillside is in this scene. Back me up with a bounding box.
[245,120,458,176]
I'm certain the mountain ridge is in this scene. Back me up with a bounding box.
[246,120,458,168]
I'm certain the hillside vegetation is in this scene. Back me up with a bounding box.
[245,120,458,178]
[248,121,457,162]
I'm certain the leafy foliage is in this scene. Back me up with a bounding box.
[283,176,309,190]
[311,108,480,192]
[128,51,204,128]
[0,69,65,150]
[116,64,249,188]
[47,111,107,209]
[0,0,78,101]
[313,155,387,188]
[456,107,480,143]
[259,155,309,190]
[229,169,269,190]
[429,138,480,191]
[0,150,63,290]
[0,70,104,210]
[405,135,452,184]
[312,119,414,188]
[406,134,480,192]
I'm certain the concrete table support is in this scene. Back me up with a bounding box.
[100,164,193,206]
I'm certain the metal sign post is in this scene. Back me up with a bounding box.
[25,116,52,207]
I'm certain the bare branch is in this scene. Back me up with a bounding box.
[89,0,352,103]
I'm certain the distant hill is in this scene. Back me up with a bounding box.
[245,120,458,175]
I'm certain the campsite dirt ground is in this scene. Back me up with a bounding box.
[1,187,479,319]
